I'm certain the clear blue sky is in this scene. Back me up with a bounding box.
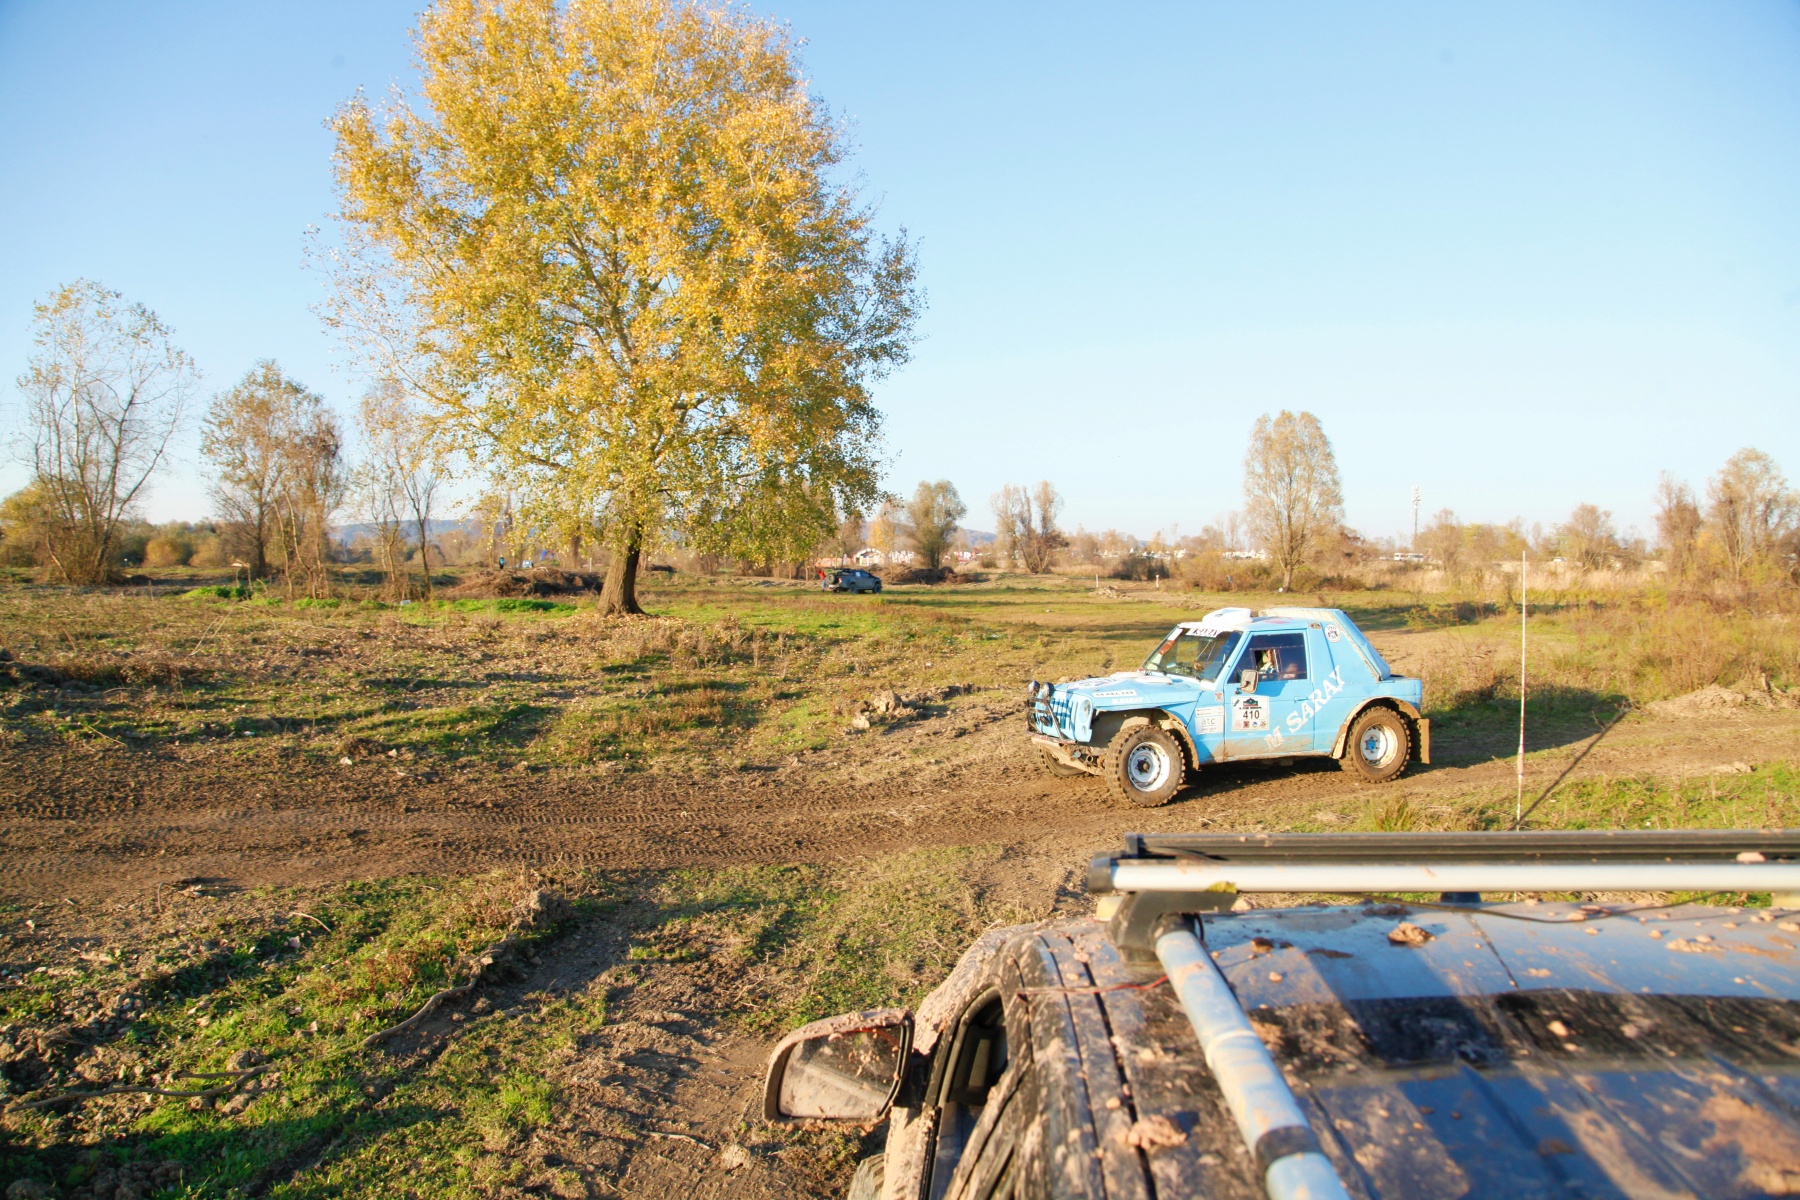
[3,1,1797,543]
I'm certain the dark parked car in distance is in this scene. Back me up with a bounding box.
[822,567,883,594]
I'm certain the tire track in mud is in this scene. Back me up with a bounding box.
[3,710,1797,900]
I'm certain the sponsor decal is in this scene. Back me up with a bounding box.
[1194,707,1224,735]
[1325,624,1342,642]
[1232,696,1268,732]
[1094,689,1138,698]
[1263,730,1285,750]
[1286,666,1345,726]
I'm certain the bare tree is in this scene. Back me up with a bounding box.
[203,361,311,578]
[350,434,409,597]
[867,498,902,557]
[1706,448,1798,583]
[1416,509,1464,574]
[903,480,966,569]
[1242,411,1344,589]
[1653,472,1702,577]
[358,378,444,597]
[1559,504,1621,569]
[991,481,1066,573]
[828,511,867,560]
[272,399,348,597]
[16,280,196,583]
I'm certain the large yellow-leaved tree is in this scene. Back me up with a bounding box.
[327,0,919,613]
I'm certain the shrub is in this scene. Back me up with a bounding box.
[144,534,193,567]
[189,534,230,568]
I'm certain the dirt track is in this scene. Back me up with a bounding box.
[5,702,1797,903]
[3,702,1798,1198]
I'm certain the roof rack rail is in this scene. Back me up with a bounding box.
[1090,829,1800,966]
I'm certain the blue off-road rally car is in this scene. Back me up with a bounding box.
[1028,608,1428,806]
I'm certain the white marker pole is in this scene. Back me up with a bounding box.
[1516,552,1528,827]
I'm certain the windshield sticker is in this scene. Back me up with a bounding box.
[1325,624,1342,642]
[1232,696,1268,732]
[1094,689,1138,698]
[1194,707,1223,735]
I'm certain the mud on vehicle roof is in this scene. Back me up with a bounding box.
[766,829,1800,1200]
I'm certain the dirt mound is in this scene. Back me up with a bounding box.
[841,683,978,731]
[446,569,605,599]
[1645,684,1797,718]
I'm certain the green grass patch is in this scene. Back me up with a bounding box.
[349,703,551,756]
[442,598,574,616]
[0,850,1018,1198]
[640,848,1000,1031]
[0,872,586,1198]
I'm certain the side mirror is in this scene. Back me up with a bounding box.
[763,1008,914,1124]
[1238,668,1258,693]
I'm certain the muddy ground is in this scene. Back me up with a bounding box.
[4,686,1798,1196]
[4,696,1796,902]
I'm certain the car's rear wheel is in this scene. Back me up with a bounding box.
[1339,706,1412,783]
[1104,724,1184,807]
[1037,745,1089,778]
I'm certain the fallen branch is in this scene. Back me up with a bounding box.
[289,911,332,933]
[21,1065,268,1110]
[645,1130,712,1150]
[361,979,476,1047]
[362,935,520,1048]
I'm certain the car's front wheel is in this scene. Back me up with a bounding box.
[1103,724,1184,807]
[1339,706,1413,783]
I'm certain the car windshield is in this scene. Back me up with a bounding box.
[1142,629,1240,681]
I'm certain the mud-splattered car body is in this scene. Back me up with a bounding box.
[768,894,1800,1199]
[1027,607,1427,804]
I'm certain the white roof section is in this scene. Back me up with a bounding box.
[1176,607,1255,635]
[1171,606,1394,679]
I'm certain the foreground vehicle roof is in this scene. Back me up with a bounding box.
[766,831,1800,1199]
[992,897,1800,1198]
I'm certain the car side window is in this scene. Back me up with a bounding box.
[1237,632,1308,682]
[928,994,1011,1200]
[943,1062,1025,1200]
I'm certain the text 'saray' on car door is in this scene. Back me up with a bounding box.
[1225,631,1312,756]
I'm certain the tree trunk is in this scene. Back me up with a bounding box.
[250,508,268,580]
[600,526,644,615]
[415,515,433,598]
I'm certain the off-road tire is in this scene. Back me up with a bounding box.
[1104,724,1184,807]
[1339,706,1413,783]
[1037,745,1089,778]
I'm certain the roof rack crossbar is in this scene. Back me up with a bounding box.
[1156,922,1352,1200]
[1107,861,1800,895]
[1118,829,1800,865]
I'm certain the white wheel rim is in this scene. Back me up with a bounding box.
[1126,742,1171,791]
[1359,726,1398,767]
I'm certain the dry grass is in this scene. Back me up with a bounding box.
[3,575,1795,773]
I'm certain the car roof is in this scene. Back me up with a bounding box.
[974,902,1800,1198]
[1170,607,1394,678]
